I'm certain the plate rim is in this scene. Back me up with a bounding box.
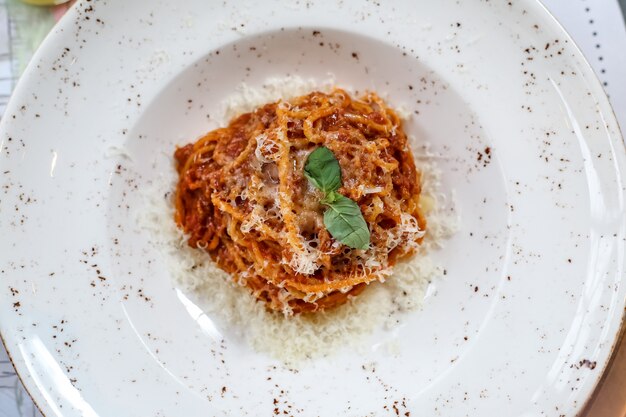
[532,0,626,412]
[0,0,624,415]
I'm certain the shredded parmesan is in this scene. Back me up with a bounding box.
[137,79,459,363]
[223,75,335,120]
[285,244,321,277]
[138,161,456,363]
[253,133,279,163]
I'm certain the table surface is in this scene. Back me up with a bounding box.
[0,1,625,416]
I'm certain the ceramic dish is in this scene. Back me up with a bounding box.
[0,1,624,416]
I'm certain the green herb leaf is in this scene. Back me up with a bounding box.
[320,190,340,205]
[304,146,342,194]
[323,194,370,250]
[304,146,370,249]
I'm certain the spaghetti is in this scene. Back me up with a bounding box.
[174,89,426,314]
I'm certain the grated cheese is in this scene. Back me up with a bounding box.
[137,79,459,363]
[223,75,335,121]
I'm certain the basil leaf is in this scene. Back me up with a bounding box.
[320,190,340,205]
[304,146,342,194]
[323,194,370,250]
[304,146,370,250]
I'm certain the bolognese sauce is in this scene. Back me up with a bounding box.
[174,89,426,314]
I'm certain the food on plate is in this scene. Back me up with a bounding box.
[174,89,426,314]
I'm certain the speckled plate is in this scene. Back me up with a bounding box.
[1,1,625,416]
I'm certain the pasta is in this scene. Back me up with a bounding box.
[174,89,426,314]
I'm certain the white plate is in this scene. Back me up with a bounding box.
[1,1,625,416]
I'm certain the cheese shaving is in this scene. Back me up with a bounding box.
[138,79,458,362]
